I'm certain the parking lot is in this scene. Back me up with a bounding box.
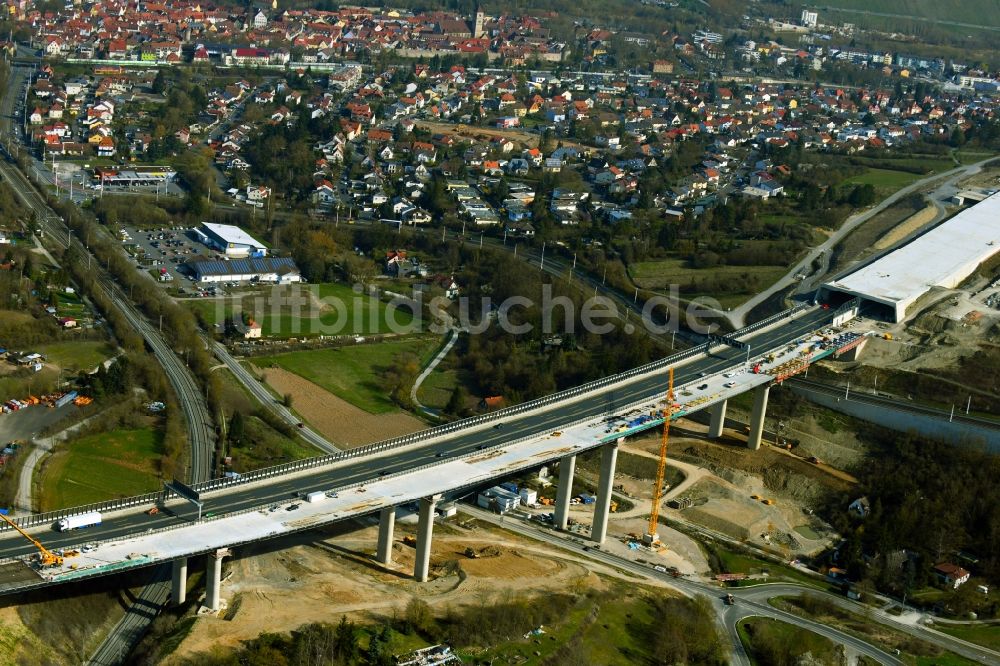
[122,225,219,282]
[120,226,236,297]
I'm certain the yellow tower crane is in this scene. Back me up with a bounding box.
[0,513,63,568]
[644,368,674,547]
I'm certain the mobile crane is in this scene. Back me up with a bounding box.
[643,368,674,546]
[0,512,63,568]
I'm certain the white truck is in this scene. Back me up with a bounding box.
[304,491,325,504]
[56,511,102,531]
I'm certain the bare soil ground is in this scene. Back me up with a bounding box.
[871,204,937,251]
[261,367,424,447]
[621,426,849,557]
[957,165,1000,191]
[415,120,589,153]
[164,518,668,663]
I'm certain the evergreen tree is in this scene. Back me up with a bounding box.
[229,411,245,448]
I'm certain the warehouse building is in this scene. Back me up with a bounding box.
[193,222,267,258]
[182,257,301,284]
[820,192,1000,322]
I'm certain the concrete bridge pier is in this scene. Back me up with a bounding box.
[708,399,727,438]
[376,506,396,566]
[747,384,771,451]
[204,548,230,611]
[590,439,620,545]
[171,558,187,606]
[553,454,577,531]
[413,494,441,582]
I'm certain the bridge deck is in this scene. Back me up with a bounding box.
[0,310,871,592]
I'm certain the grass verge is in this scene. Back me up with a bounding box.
[935,623,1000,652]
[738,616,838,665]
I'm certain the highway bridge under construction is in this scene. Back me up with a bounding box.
[0,303,873,610]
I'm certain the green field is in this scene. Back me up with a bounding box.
[631,258,788,308]
[955,149,1000,165]
[256,336,439,414]
[36,341,114,373]
[845,168,923,193]
[812,0,998,27]
[936,623,1000,652]
[738,617,838,665]
[38,428,163,509]
[183,283,415,338]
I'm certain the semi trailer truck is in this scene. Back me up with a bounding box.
[56,511,102,531]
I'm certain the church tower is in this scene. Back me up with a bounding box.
[473,5,485,38]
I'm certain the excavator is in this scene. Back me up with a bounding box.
[0,512,64,568]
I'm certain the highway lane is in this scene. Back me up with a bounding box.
[0,307,831,560]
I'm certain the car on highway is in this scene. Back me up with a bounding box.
[493,423,503,429]
[724,381,736,388]
[286,503,300,512]
[435,451,450,458]
[698,383,709,390]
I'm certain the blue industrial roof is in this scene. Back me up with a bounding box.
[187,257,298,276]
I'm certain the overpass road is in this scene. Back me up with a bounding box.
[0,307,831,566]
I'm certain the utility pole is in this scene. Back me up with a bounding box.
[966,396,971,415]
[845,381,850,400]
[540,241,545,270]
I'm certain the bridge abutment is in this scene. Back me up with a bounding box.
[553,454,577,531]
[747,384,771,451]
[590,439,620,544]
[414,494,441,582]
[376,505,396,566]
[708,399,727,438]
[171,558,187,606]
